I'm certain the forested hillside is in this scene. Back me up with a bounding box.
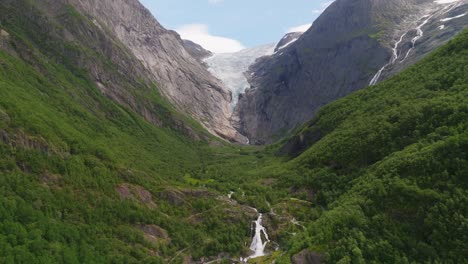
[0,0,466,262]
[0,1,263,262]
[274,28,468,263]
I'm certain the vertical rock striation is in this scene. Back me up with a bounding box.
[67,0,247,142]
[235,0,467,144]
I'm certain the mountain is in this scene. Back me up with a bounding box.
[235,0,468,144]
[373,0,468,83]
[277,27,468,263]
[204,44,275,111]
[203,33,305,135]
[274,32,303,52]
[0,0,259,262]
[182,39,213,63]
[45,0,246,143]
[0,0,467,262]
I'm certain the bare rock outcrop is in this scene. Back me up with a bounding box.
[67,0,246,142]
[292,250,323,264]
[117,183,157,208]
[236,0,467,144]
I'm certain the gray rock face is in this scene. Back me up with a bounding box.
[292,250,323,264]
[376,0,468,82]
[1,0,211,140]
[274,32,303,52]
[67,0,247,143]
[235,0,467,144]
[182,39,213,63]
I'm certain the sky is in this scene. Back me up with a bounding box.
[140,0,334,53]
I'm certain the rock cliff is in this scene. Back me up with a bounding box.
[66,0,247,142]
[235,0,467,144]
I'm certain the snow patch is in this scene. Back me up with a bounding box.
[275,37,299,51]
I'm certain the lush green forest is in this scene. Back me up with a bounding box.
[0,1,267,262]
[0,0,466,263]
[271,28,468,263]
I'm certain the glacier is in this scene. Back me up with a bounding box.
[204,44,275,110]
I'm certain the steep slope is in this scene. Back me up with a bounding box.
[236,0,467,144]
[275,28,468,263]
[375,0,468,83]
[56,0,246,142]
[0,1,263,262]
[274,32,303,52]
[0,0,467,262]
[204,33,305,132]
[182,39,213,63]
[0,0,208,140]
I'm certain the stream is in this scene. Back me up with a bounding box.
[227,192,271,263]
[241,211,270,262]
[369,0,462,86]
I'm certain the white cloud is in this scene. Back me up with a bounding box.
[313,1,334,14]
[208,0,224,4]
[176,24,245,53]
[287,23,312,33]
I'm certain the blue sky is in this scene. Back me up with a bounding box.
[140,0,334,53]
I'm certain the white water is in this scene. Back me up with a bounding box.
[249,214,270,258]
[291,217,307,230]
[402,15,432,61]
[241,211,270,262]
[440,13,466,21]
[369,0,463,85]
[369,31,408,85]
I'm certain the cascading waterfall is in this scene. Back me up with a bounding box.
[402,14,434,61]
[249,214,270,258]
[241,212,270,262]
[369,0,462,86]
[369,31,408,86]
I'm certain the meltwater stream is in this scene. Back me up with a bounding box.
[248,213,270,258]
[227,192,271,262]
[241,212,270,262]
[369,0,463,86]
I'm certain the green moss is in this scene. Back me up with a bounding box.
[369,30,384,42]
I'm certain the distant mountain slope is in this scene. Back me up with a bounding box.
[0,0,258,262]
[182,39,213,63]
[49,0,246,142]
[274,32,303,52]
[278,28,468,263]
[236,0,468,144]
[204,44,275,111]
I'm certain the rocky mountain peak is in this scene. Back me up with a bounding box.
[274,32,303,52]
[234,0,467,144]
[66,0,247,143]
[182,39,213,63]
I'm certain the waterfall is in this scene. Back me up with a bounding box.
[241,212,270,262]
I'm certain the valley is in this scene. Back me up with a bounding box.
[236,0,468,144]
[0,0,466,263]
